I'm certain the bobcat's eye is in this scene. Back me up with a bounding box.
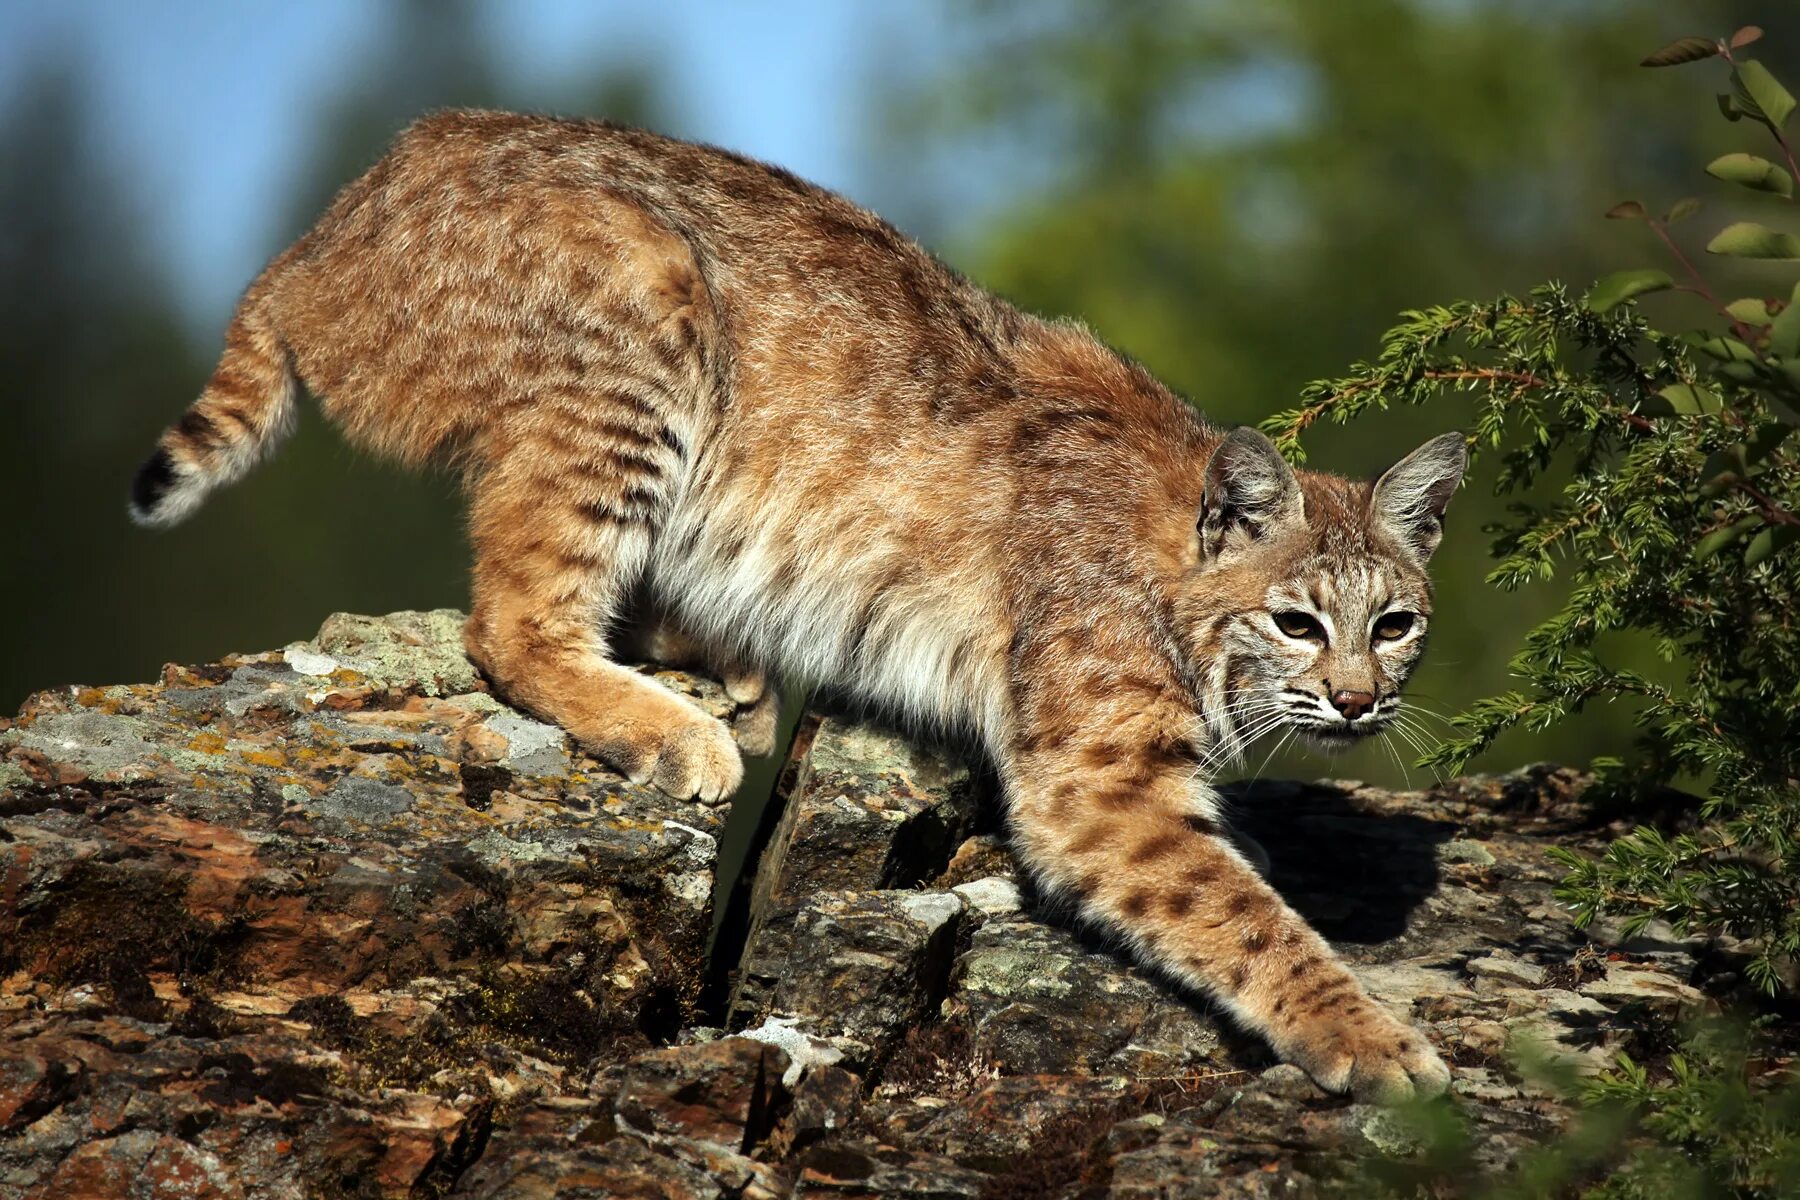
[1272,611,1326,642]
[1373,612,1416,642]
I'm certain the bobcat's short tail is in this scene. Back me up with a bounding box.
[129,282,297,528]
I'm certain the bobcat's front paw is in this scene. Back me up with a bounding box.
[1281,995,1451,1104]
[649,714,744,804]
[593,698,744,805]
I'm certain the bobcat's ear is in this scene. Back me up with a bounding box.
[1372,432,1467,560]
[1200,428,1303,556]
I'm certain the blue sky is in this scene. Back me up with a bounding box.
[0,1,952,332]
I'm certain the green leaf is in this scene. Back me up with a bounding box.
[1690,334,1760,362]
[1746,524,1800,564]
[1735,60,1796,129]
[1687,384,1726,413]
[1725,297,1774,325]
[1703,446,1749,479]
[1719,93,1745,122]
[1605,200,1646,220]
[1706,222,1800,259]
[1776,359,1800,406]
[1746,422,1795,463]
[1587,269,1674,313]
[1666,198,1702,223]
[1695,516,1762,560]
[1644,383,1721,416]
[1770,282,1800,358]
[1641,36,1718,68]
[1705,152,1794,197]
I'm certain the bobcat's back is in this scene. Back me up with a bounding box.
[132,110,1166,740]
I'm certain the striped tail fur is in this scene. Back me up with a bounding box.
[129,279,297,528]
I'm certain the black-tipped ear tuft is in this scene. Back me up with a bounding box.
[1372,432,1467,559]
[1200,427,1302,556]
[129,448,177,524]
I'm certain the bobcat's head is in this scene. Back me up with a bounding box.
[1181,428,1467,767]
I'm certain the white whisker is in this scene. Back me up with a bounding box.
[1378,730,1412,788]
[1246,726,1298,789]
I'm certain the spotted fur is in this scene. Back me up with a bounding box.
[130,111,1466,1100]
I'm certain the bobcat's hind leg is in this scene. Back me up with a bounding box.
[462,416,742,804]
[628,613,782,756]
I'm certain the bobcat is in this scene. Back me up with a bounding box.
[131,110,1463,1102]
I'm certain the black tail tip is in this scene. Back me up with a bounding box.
[129,448,176,523]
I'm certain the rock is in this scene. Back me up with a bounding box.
[730,890,967,1067]
[862,1073,1138,1172]
[0,1010,487,1199]
[1468,954,1549,990]
[308,608,483,696]
[938,835,1012,889]
[949,875,1021,921]
[1106,1118,1319,1198]
[795,1140,989,1199]
[1578,961,1708,1018]
[1439,838,1499,866]
[0,612,734,1198]
[941,911,1224,1076]
[1258,1062,1324,1101]
[730,715,984,1065]
[1453,1066,1524,1104]
[0,620,1729,1196]
[786,1065,862,1149]
[739,1016,848,1088]
[745,717,981,912]
[454,1099,734,1200]
[610,1037,790,1152]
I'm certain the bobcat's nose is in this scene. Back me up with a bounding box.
[1329,689,1376,720]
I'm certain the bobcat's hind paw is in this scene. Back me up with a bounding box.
[732,686,781,758]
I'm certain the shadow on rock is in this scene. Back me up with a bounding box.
[1223,777,1455,946]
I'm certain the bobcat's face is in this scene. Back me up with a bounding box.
[1183,429,1466,766]
[1235,557,1431,751]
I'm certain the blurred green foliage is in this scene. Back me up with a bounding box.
[1,0,1793,794]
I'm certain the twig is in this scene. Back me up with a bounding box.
[1735,477,1800,528]
[1649,218,1764,346]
